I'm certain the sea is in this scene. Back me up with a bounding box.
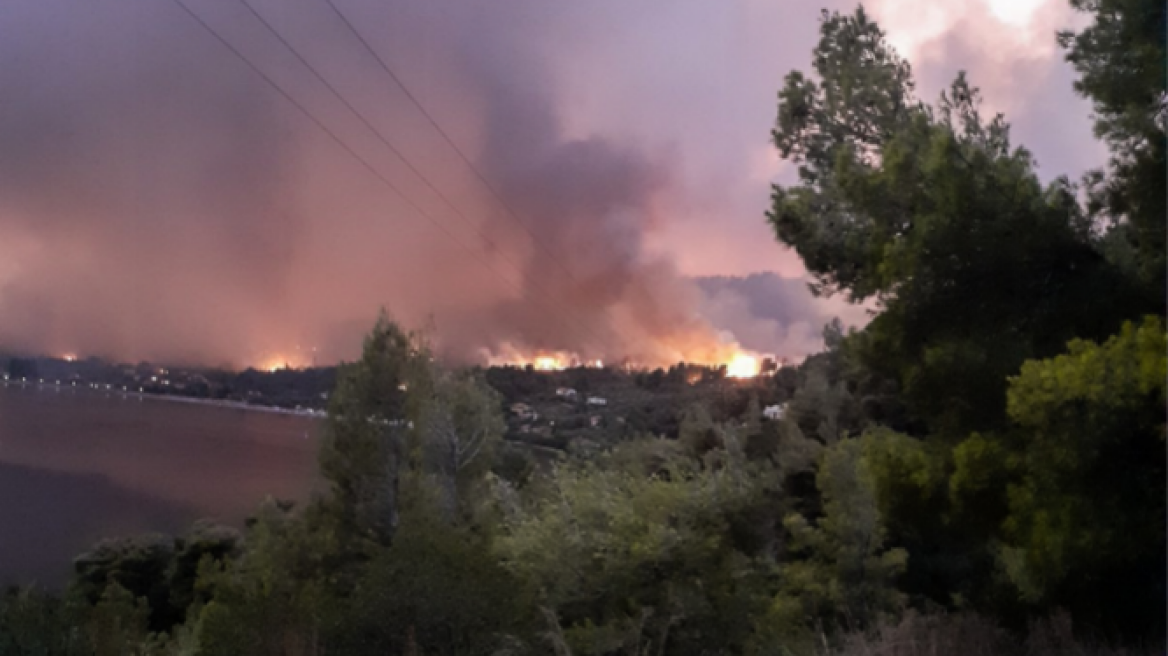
[0,382,322,587]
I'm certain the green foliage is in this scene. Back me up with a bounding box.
[71,534,174,633]
[770,8,1154,439]
[330,507,532,656]
[319,311,432,546]
[829,610,1161,656]
[770,7,917,300]
[320,313,510,546]
[768,436,907,643]
[859,320,1167,635]
[415,368,507,518]
[861,429,947,547]
[67,522,240,638]
[0,587,87,655]
[1005,316,1166,428]
[165,522,240,628]
[948,434,1013,538]
[1059,0,1166,297]
[86,582,152,656]
[996,317,1166,636]
[765,8,1164,644]
[860,429,988,612]
[744,393,762,438]
[191,499,341,655]
[190,315,520,654]
[678,404,720,457]
[494,441,780,654]
[786,357,859,446]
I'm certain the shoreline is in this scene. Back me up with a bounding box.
[1,380,326,419]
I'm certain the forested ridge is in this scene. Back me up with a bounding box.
[1,2,1163,654]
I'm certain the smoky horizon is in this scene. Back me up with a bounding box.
[0,0,1099,369]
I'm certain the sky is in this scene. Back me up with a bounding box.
[0,0,1102,368]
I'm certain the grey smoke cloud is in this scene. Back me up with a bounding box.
[0,0,1103,367]
[0,0,785,366]
[694,273,870,359]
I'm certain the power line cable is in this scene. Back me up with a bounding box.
[168,0,605,355]
[322,0,643,360]
[237,0,620,354]
[323,0,582,285]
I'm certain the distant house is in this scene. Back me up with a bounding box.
[555,387,578,400]
[590,415,602,428]
[763,404,786,421]
[586,396,608,406]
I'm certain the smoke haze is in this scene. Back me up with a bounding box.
[0,0,1102,367]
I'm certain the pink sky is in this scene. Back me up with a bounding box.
[0,0,1103,365]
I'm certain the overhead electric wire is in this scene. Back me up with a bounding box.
[323,0,582,285]
[322,0,642,357]
[235,0,621,354]
[167,0,606,354]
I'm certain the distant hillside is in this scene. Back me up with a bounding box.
[482,362,797,459]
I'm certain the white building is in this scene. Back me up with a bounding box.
[586,396,608,406]
[556,387,578,399]
[763,404,786,421]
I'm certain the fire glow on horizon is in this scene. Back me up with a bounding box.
[57,337,771,379]
[483,345,769,378]
[725,353,760,378]
[486,347,602,372]
[253,344,319,373]
[256,354,304,373]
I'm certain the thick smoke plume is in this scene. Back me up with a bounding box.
[436,9,760,366]
[0,0,881,368]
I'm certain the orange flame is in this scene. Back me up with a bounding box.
[533,355,565,371]
[482,344,585,371]
[482,342,770,378]
[725,353,760,378]
[256,353,308,373]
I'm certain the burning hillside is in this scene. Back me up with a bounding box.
[481,341,776,379]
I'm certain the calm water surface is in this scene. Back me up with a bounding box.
[0,383,322,586]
